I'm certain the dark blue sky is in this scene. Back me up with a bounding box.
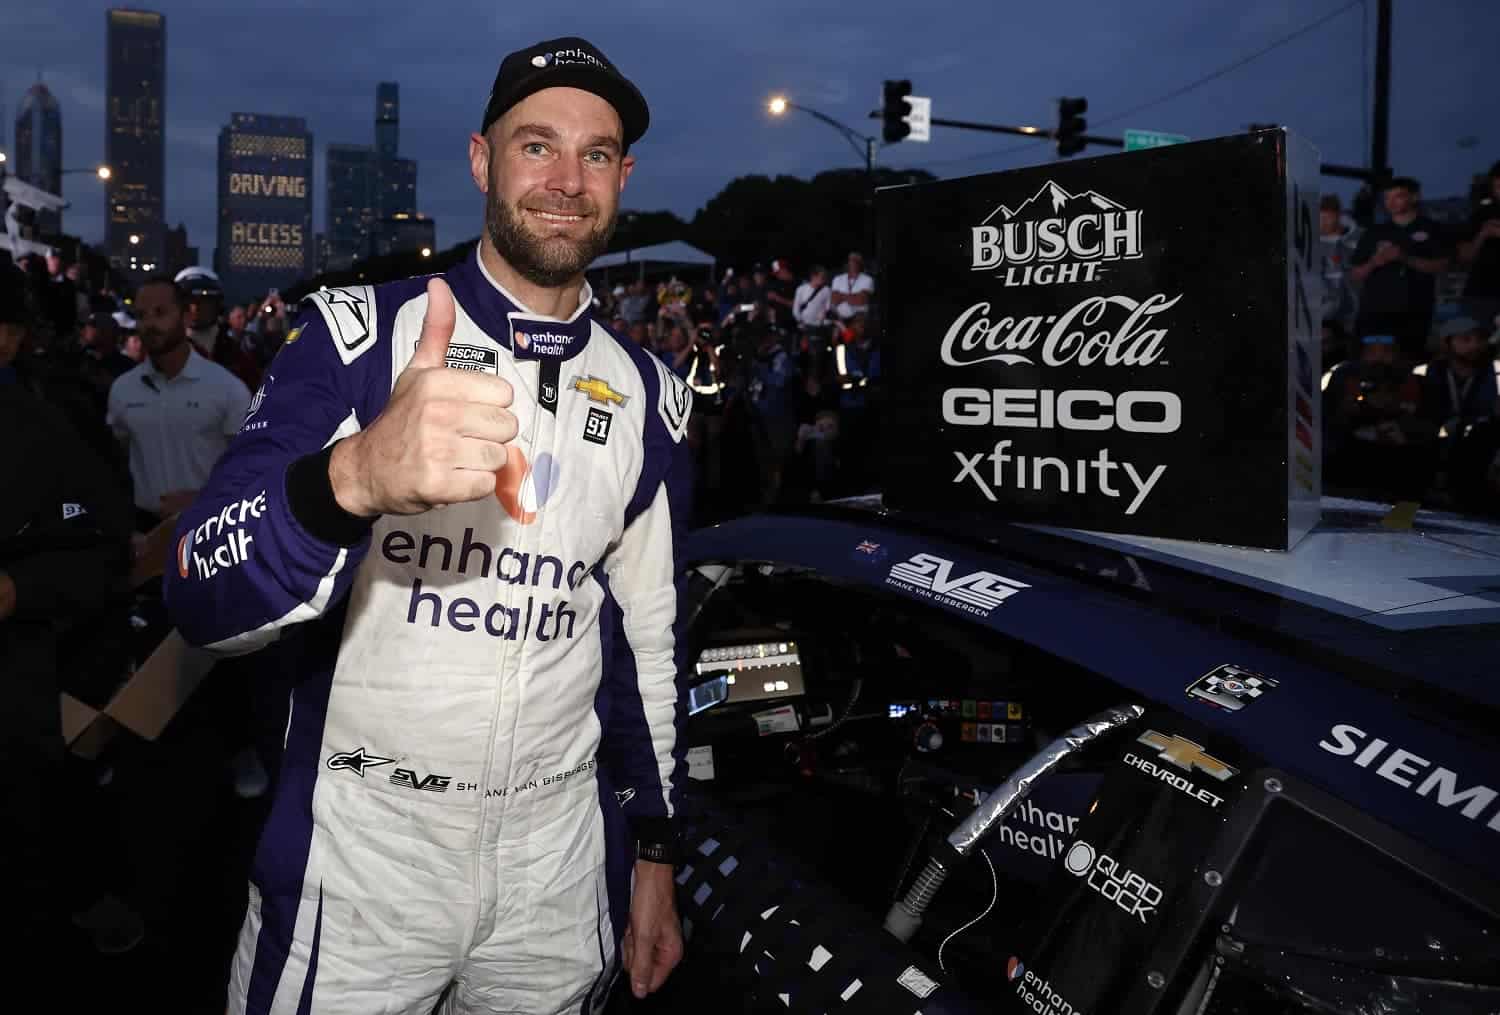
[6,0,1494,267]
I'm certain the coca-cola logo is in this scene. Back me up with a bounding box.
[940,293,1181,368]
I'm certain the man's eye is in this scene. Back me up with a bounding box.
[524,143,548,156]
[586,150,611,164]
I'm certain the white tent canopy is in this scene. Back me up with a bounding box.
[587,240,715,277]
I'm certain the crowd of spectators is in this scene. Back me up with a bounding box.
[590,251,882,515]
[1320,163,1500,512]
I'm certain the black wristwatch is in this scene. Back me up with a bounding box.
[636,839,677,865]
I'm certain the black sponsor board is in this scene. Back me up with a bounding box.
[1000,713,1252,1014]
[878,128,1321,549]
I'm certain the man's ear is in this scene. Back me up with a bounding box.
[469,132,491,193]
[619,154,636,195]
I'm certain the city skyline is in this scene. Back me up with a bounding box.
[1,0,1494,273]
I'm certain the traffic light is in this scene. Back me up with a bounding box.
[883,80,913,144]
[1056,96,1087,157]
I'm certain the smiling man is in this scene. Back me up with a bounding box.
[164,37,693,1015]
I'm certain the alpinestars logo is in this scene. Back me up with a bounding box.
[886,552,1028,617]
[327,747,395,777]
[972,180,1142,287]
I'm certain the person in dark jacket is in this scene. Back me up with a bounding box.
[0,265,137,967]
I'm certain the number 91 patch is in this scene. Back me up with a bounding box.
[583,406,612,446]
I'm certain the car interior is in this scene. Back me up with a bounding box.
[652,559,1500,1015]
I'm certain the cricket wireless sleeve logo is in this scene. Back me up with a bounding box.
[178,491,266,579]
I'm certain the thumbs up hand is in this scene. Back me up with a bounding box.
[329,278,518,517]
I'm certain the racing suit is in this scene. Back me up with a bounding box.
[163,247,693,1015]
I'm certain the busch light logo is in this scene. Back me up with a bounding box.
[972,180,1143,285]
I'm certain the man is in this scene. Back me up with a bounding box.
[1322,332,1428,499]
[81,311,136,381]
[1457,160,1500,335]
[1414,316,1500,510]
[107,277,252,530]
[748,315,799,506]
[829,250,874,325]
[163,37,690,1015]
[1349,178,1452,364]
[177,266,261,391]
[765,258,797,330]
[1319,194,1360,335]
[792,264,831,343]
[0,263,136,980]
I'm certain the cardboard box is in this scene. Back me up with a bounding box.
[61,630,215,758]
[878,128,1322,549]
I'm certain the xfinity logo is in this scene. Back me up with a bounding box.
[972,180,1142,282]
[886,552,1028,617]
[1318,724,1500,834]
[942,388,1181,433]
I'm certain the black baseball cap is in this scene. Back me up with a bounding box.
[480,37,649,150]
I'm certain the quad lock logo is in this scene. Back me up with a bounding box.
[1063,839,1163,924]
[944,180,1182,516]
[177,491,266,579]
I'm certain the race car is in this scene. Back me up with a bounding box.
[644,495,1500,1015]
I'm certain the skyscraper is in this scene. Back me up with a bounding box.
[217,113,312,303]
[325,83,420,269]
[14,81,63,234]
[326,143,376,270]
[105,8,166,278]
[376,81,399,159]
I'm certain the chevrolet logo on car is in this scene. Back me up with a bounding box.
[573,376,628,407]
[1136,730,1237,782]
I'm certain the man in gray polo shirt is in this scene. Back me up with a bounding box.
[107,276,252,531]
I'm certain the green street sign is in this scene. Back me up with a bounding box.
[1124,128,1190,151]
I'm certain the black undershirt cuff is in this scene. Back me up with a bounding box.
[285,442,376,547]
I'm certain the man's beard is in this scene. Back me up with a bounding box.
[487,188,616,289]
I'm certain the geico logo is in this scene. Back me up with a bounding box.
[229,221,305,246]
[942,388,1182,433]
[192,491,267,543]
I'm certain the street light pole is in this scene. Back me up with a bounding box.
[768,96,880,253]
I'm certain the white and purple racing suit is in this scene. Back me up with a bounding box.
[164,247,693,1015]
